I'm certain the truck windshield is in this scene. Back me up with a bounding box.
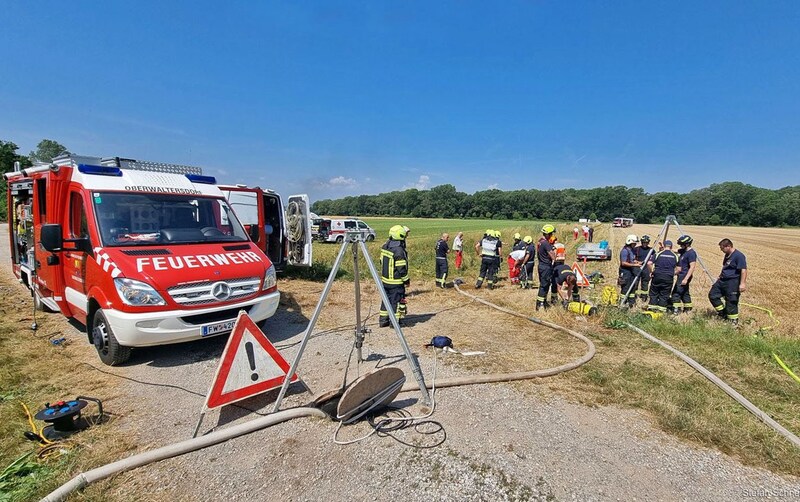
[93,192,249,247]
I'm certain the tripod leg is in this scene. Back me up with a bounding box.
[671,220,716,282]
[353,243,365,363]
[358,239,432,406]
[272,238,352,413]
[619,218,670,307]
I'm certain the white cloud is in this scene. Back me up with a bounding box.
[487,183,499,190]
[328,175,357,187]
[404,175,430,190]
[312,175,358,190]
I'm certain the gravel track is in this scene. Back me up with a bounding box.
[2,224,798,501]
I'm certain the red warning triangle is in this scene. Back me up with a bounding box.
[204,311,298,410]
[571,262,591,287]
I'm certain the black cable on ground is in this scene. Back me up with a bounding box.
[79,362,271,417]
[367,408,446,449]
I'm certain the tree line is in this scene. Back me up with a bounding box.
[312,182,800,227]
[3,138,797,227]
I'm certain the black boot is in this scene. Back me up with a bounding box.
[379,317,390,328]
[475,279,483,289]
[536,301,544,311]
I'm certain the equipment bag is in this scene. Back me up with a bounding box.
[426,336,453,349]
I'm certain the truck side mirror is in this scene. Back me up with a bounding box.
[40,224,64,252]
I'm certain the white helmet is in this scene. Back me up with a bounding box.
[626,234,639,245]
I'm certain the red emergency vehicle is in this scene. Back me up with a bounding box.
[5,154,310,365]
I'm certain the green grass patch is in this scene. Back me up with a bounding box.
[574,310,800,475]
[310,217,558,281]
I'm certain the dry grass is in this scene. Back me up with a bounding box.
[0,279,135,501]
[292,219,800,477]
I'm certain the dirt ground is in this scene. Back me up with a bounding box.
[3,224,800,501]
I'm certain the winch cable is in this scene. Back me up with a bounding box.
[40,407,328,502]
[625,322,800,450]
[334,347,443,447]
[400,283,596,393]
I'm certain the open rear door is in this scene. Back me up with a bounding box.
[285,194,312,266]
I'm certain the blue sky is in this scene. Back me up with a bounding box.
[2,1,799,202]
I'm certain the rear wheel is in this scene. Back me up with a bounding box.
[92,310,131,366]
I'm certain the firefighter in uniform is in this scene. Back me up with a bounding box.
[379,225,410,327]
[536,224,557,310]
[435,232,449,289]
[671,234,697,313]
[519,235,535,289]
[619,234,641,307]
[475,230,500,289]
[646,240,678,312]
[553,249,581,306]
[550,243,566,304]
[709,238,747,325]
[491,230,503,286]
[635,235,654,301]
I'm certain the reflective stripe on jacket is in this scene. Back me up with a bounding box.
[381,239,409,285]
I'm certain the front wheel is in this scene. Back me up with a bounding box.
[366,234,374,242]
[92,309,131,366]
[336,235,344,243]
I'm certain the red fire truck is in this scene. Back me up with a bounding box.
[5,154,310,365]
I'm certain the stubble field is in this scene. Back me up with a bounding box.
[304,217,800,475]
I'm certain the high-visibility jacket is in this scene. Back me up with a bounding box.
[480,236,498,257]
[381,239,409,285]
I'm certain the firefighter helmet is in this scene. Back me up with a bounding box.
[523,235,533,244]
[513,232,521,240]
[402,225,410,235]
[494,230,501,238]
[541,224,555,234]
[486,229,493,236]
[640,234,651,244]
[389,225,407,240]
[625,234,639,245]
[677,234,693,246]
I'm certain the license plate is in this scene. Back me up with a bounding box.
[202,319,236,337]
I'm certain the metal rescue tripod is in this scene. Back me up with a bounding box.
[619,214,718,307]
[272,231,432,412]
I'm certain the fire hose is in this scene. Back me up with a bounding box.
[399,282,596,392]
[42,284,596,501]
[626,323,800,450]
[40,408,327,502]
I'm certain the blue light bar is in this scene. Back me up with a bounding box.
[77,164,123,176]
[185,173,217,184]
